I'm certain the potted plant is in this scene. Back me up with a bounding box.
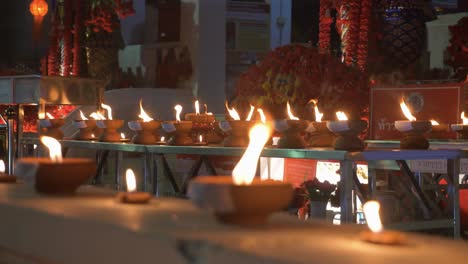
[299,177,337,219]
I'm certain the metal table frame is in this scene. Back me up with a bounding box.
[19,139,465,237]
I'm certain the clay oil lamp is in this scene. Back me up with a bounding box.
[89,111,106,139]
[166,105,193,146]
[326,111,367,151]
[194,134,207,146]
[305,99,335,147]
[0,160,16,183]
[394,101,431,149]
[185,100,217,144]
[38,112,65,139]
[128,99,161,144]
[116,169,152,204]
[72,110,97,140]
[155,136,167,145]
[428,119,449,139]
[14,136,96,195]
[220,103,255,147]
[451,112,468,139]
[188,124,293,227]
[360,200,407,245]
[274,102,308,149]
[96,103,124,142]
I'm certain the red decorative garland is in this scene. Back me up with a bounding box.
[357,0,371,71]
[318,0,333,53]
[47,15,59,76]
[61,0,73,76]
[71,0,83,76]
[446,17,468,73]
[345,0,361,66]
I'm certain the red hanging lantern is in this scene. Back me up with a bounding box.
[29,0,48,17]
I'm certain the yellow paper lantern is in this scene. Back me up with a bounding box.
[30,0,48,17]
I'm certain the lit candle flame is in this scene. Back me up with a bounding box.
[0,160,5,173]
[195,100,200,115]
[336,111,348,121]
[232,124,270,185]
[309,99,323,122]
[91,133,95,138]
[225,102,241,120]
[430,120,439,126]
[174,105,183,122]
[46,112,54,119]
[400,101,416,121]
[121,133,125,139]
[101,103,113,120]
[199,134,203,143]
[138,99,154,122]
[161,136,165,142]
[89,112,106,120]
[363,200,383,233]
[286,102,299,120]
[461,112,468,125]
[125,169,137,192]
[257,108,266,123]
[79,110,88,120]
[245,105,255,121]
[40,136,63,162]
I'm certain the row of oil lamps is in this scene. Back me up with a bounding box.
[39,98,468,151]
[1,120,404,246]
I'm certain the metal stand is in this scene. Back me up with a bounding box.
[4,107,16,175]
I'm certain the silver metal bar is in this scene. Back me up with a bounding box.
[339,160,354,223]
[447,159,461,239]
[7,119,14,175]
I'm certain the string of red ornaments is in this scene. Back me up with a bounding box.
[318,0,370,71]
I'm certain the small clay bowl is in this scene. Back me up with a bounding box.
[394,120,432,149]
[327,120,368,151]
[188,176,293,227]
[73,120,98,140]
[128,120,162,144]
[96,120,125,142]
[14,157,96,195]
[38,119,65,139]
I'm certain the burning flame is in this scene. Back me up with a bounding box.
[400,101,416,121]
[101,103,113,120]
[90,112,106,120]
[121,133,125,139]
[336,111,348,121]
[245,105,255,121]
[174,105,183,122]
[125,169,137,192]
[195,100,200,115]
[225,102,241,120]
[309,99,324,122]
[430,120,439,125]
[138,100,154,122]
[461,112,468,125]
[46,112,54,119]
[0,160,5,173]
[287,102,299,120]
[40,136,63,162]
[363,201,383,233]
[257,108,266,123]
[232,124,270,185]
[79,110,88,120]
[91,133,95,138]
[199,134,203,143]
[160,136,165,142]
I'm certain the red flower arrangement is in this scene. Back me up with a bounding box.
[234,44,369,120]
[446,17,468,78]
[85,0,135,33]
